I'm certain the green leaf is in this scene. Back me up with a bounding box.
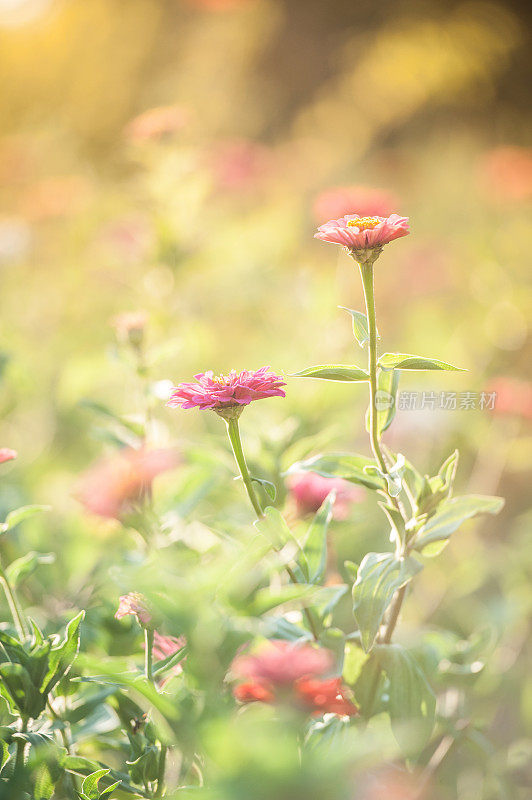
[338,307,373,347]
[251,476,276,501]
[6,552,55,587]
[292,365,369,382]
[254,506,300,550]
[364,454,405,498]
[0,662,43,717]
[42,611,84,696]
[372,368,400,438]
[81,768,112,800]
[353,553,423,652]
[1,504,51,533]
[34,762,57,800]
[250,584,316,616]
[300,493,335,584]
[414,494,504,555]
[378,353,464,371]
[285,453,383,491]
[375,643,436,753]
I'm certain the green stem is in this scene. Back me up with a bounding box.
[15,717,28,774]
[359,262,387,474]
[154,744,167,798]
[225,417,320,641]
[226,418,264,518]
[145,628,154,683]
[0,557,27,639]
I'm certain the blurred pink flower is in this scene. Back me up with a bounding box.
[287,472,362,519]
[294,677,358,716]
[111,311,148,346]
[0,448,17,464]
[152,631,186,662]
[313,186,398,224]
[125,105,189,143]
[21,175,93,221]
[100,217,152,263]
[76,448,178,519]
[208,139,271,191]
[115,593,152,627]
[315,214,409,252]
[167,367,286,414]
[479,146,532,201]
[487,377,532,420]
[232,640,332,686]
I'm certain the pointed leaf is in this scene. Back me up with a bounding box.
[81,768,111,800]
[42,611,84,695]
[301,492,336,584]
[414,494,504,555]
[378,353,464,371]
[286,453,383,491]
[353,553,423,652]
[338,307,373,347]
[292,365,369,382]
[251,476,276,501]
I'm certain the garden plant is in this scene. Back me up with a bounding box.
[0,210,508,799]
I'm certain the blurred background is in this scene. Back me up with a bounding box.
[0,0,531,797]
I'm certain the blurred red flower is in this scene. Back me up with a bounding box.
[208,139,271,192]
[313,186,398,224]
[76,448,178,519]
[0,448,17,464]
[232,640,358,717]
[487,377,532,420]
[186,0,252,11]
[479,146,532,201]
[287,471,362,519]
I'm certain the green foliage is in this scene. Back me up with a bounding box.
[292,365,369,381]
[352,553,423,652]
[377,353,465,371]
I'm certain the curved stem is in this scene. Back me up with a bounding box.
[145,628,154,684]
[226,419,263,518]
[225,417,319,641]
[154,744,167,798]
[0,557,27,639]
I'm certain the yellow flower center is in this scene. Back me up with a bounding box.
[212,374,231,385]
[346,216,381,231]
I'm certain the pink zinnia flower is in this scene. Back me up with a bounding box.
[0,448,17,464]
[313,186,398,225]
[166,367,286,417]
[76,447,178,519]
[315,214,409,254]
[287,472,362,520]
[125,105,189,143]
[115,593,152,627]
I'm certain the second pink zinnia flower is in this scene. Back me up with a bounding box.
[315,213,409,255]
[167,367,286,417]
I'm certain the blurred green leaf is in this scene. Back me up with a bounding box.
[292,365,369,381]
[251,476,277,501]
[299,492,335,584]
[375,644,436,753]
[353,553,423,652]
[364,368,399,439]
[6,551,55,587]
[1,505,51,534]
